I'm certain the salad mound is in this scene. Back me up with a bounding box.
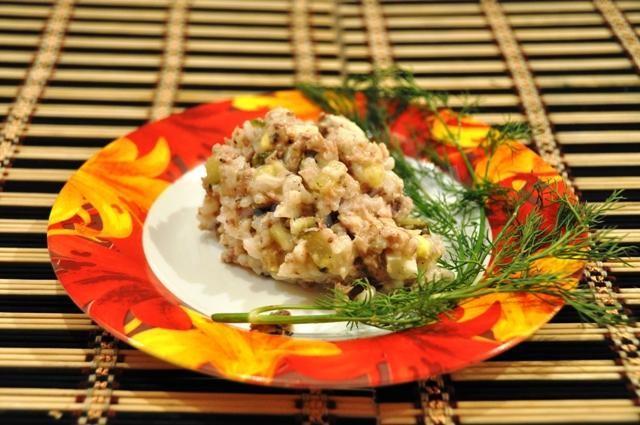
[198,107,445,291]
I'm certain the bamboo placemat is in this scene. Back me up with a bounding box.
[0,0,639,424]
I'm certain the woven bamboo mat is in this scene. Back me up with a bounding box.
[0,0,639,423]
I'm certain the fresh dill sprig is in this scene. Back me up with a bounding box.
[211,68,628,331]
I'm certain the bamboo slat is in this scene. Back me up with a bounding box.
[0,34,345,55]
[0,5,50,18]
[378,3,481,15]
[69,20,163,36]
[344,16,487,29]
[187,25,288,40]
[380,400,640,425]
[3,168,74,182]
[26,124,133,138]
[384,30,494,43]
[0,18,44,32]
[13,146,98,161]
[428,74,636,90]
[0,192,57,207]
[191,0,332,12]
[0,312,94,330]
[530,58,632,71]
[543,92,640,105]
[412,76,512,90]
[590,202,640,216]
[347,44,500,58]
[190,11,331,27]
[0,219,47,234]
[550,111,640,124]
[521,42,621,55]
[516,27,612,41]
[0,48,632,73]
[574,177,640,190]
[58,52,161,67]
[451,360,636,382]
[0,279,63,296]
[42,86,155,102]
[0,17,612,43]
[47,68,346,87]
[0,390,634,422]
[557,131,640,144]
[564,153,640,167]
[617,290,640,305]
[0,247,52,263]
[0,84,634,108]
[604,258,640,273]
[385,27,615,44]
[0,389,372,417]
[627,12,640,23]
[502,1,596,12]
[393,60,506,73]
[32,104,151,120]
[3,66,637,91]
[509,13,603,26]
[600,228,638,243]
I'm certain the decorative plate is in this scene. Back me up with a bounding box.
[47,91,579,388]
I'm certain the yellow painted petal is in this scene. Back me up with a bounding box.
[431,110,491,148]
[531,256,584,278]
[233,90,322,120]
[133,309,341,382]
[460,292,557,342]
[48,137,171,240]
[48,183,85,225]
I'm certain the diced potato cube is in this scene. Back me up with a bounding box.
[386,254,418,280]
[415,235,432,259]
[255,131,273,153]
[204,156,221,185]
[262,250,283,274]
[256,161,285,177]
[303,230,333,270]
[304,230,353,277]
[361,164,385,188]
[311,161,346,193]
[269,222,294,251]
[290,217,316,236]
[311,173,332,192]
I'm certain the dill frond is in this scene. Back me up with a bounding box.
[211,68,628,331]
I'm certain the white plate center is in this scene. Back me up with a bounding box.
[142,163,484,340]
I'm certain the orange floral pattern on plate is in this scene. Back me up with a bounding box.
[49,137,170,239]
[47,91,583,388]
